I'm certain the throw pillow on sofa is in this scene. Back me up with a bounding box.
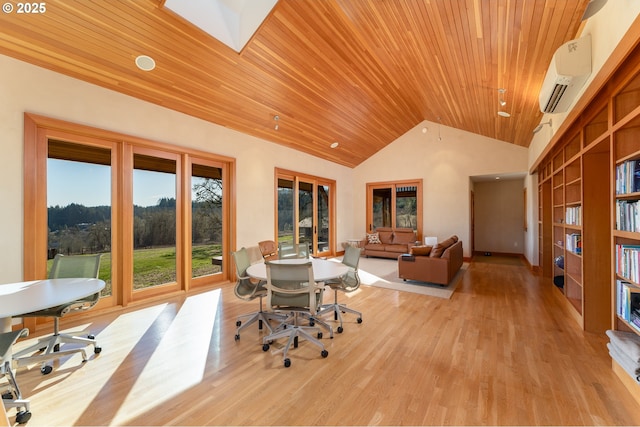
[410,245,432,256]
[367,233,381,244]
[430,235,458,257]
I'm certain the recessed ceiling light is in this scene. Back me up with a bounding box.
[135,55,156,71]
[330,142,339,149]
[497,111,511,118]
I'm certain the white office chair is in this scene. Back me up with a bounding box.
[232,247,284,339]
[0,328,32,424]
[261,261,329,367]
[318,245,363,333]
[14,254,102,374]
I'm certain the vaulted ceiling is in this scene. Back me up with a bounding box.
[0,0,590,167]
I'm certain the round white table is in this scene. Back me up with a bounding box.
[0,278,106,331]
[246,258,349,282]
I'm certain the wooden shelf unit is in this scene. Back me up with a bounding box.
[536,40,640,402]
[613,69,640,338]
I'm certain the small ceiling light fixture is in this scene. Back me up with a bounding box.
[330,142,339,149]
[273,115,279,131]
[497,88,510,117]
[533,119,553,134]
[498,88,507,107]
[421,127,428,134]
[135,55,156,71]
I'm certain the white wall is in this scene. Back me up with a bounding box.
[353,122,529,258]
[525,3,640,266]
[473,179,525,254]
[0,54,354,283]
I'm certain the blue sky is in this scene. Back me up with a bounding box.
[47,159,176,207]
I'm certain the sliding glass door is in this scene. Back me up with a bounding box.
[276,169,335,257]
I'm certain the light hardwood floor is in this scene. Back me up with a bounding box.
[7,257,640,426]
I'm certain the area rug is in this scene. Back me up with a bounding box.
[331,256,467,299]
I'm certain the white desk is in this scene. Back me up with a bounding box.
[246,258,349,282]
[0,278,105,331]
[0,277,105,422]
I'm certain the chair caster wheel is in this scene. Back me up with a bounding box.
[357,318,363,324]
[53,343,60,352]
[309,320,315,327]
[317,332,323,339]
[284,358,291,368]
[262,344,270,351]
[2,392,13,399]
[337,326,343,333]
[321,350,329,358]
[234,334,240,341]
[94,346,102,354]
[16,410,31,424]
[88,334,95,340]
[41,365,53,375]
[236,320,241,327]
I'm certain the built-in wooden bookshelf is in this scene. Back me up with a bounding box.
[612,68,640,338]
[538,100,612,332]
[536,38,640,404]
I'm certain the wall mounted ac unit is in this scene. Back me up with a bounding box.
[539,34,592,114]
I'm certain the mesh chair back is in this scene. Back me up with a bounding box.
[342,246,362,269]
[232,248,251,277]
[341,246,361,291]
[265,261,321,313]
[232,248,260,300]
[278,242,310,259]
[49,254,101,279]
[49,254,102,308]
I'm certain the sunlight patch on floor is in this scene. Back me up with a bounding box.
[18,303,169,426]
[113,289,221,425]
[358,269,390,285]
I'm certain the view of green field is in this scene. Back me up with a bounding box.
[47,243,222,294]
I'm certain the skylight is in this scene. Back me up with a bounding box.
[164,0,278,53]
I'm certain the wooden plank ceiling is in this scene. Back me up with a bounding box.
[0,0,588,167]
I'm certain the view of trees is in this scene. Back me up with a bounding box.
[48,178,223,257]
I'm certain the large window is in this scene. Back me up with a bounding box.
[132,151,178,291]
[24,114,234,311]
[47,140,113,298]
[366,180,423,237]
[276,169,335,257]
[190,161,225,280]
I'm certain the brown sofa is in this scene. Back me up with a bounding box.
[397,236,463,285]
[362,227,417,259]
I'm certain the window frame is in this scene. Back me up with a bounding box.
[23,113,236,315]
[274,168,336,257]
[365,179,423,239]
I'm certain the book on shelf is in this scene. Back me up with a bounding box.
[616,244,640,284]
[565,206,581,226]
[616,279,639,320]
[565,233,582,254]
[629,292,640,332]
[631,311,640,331]
[616,159,640,195]
[616,199,640,232]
